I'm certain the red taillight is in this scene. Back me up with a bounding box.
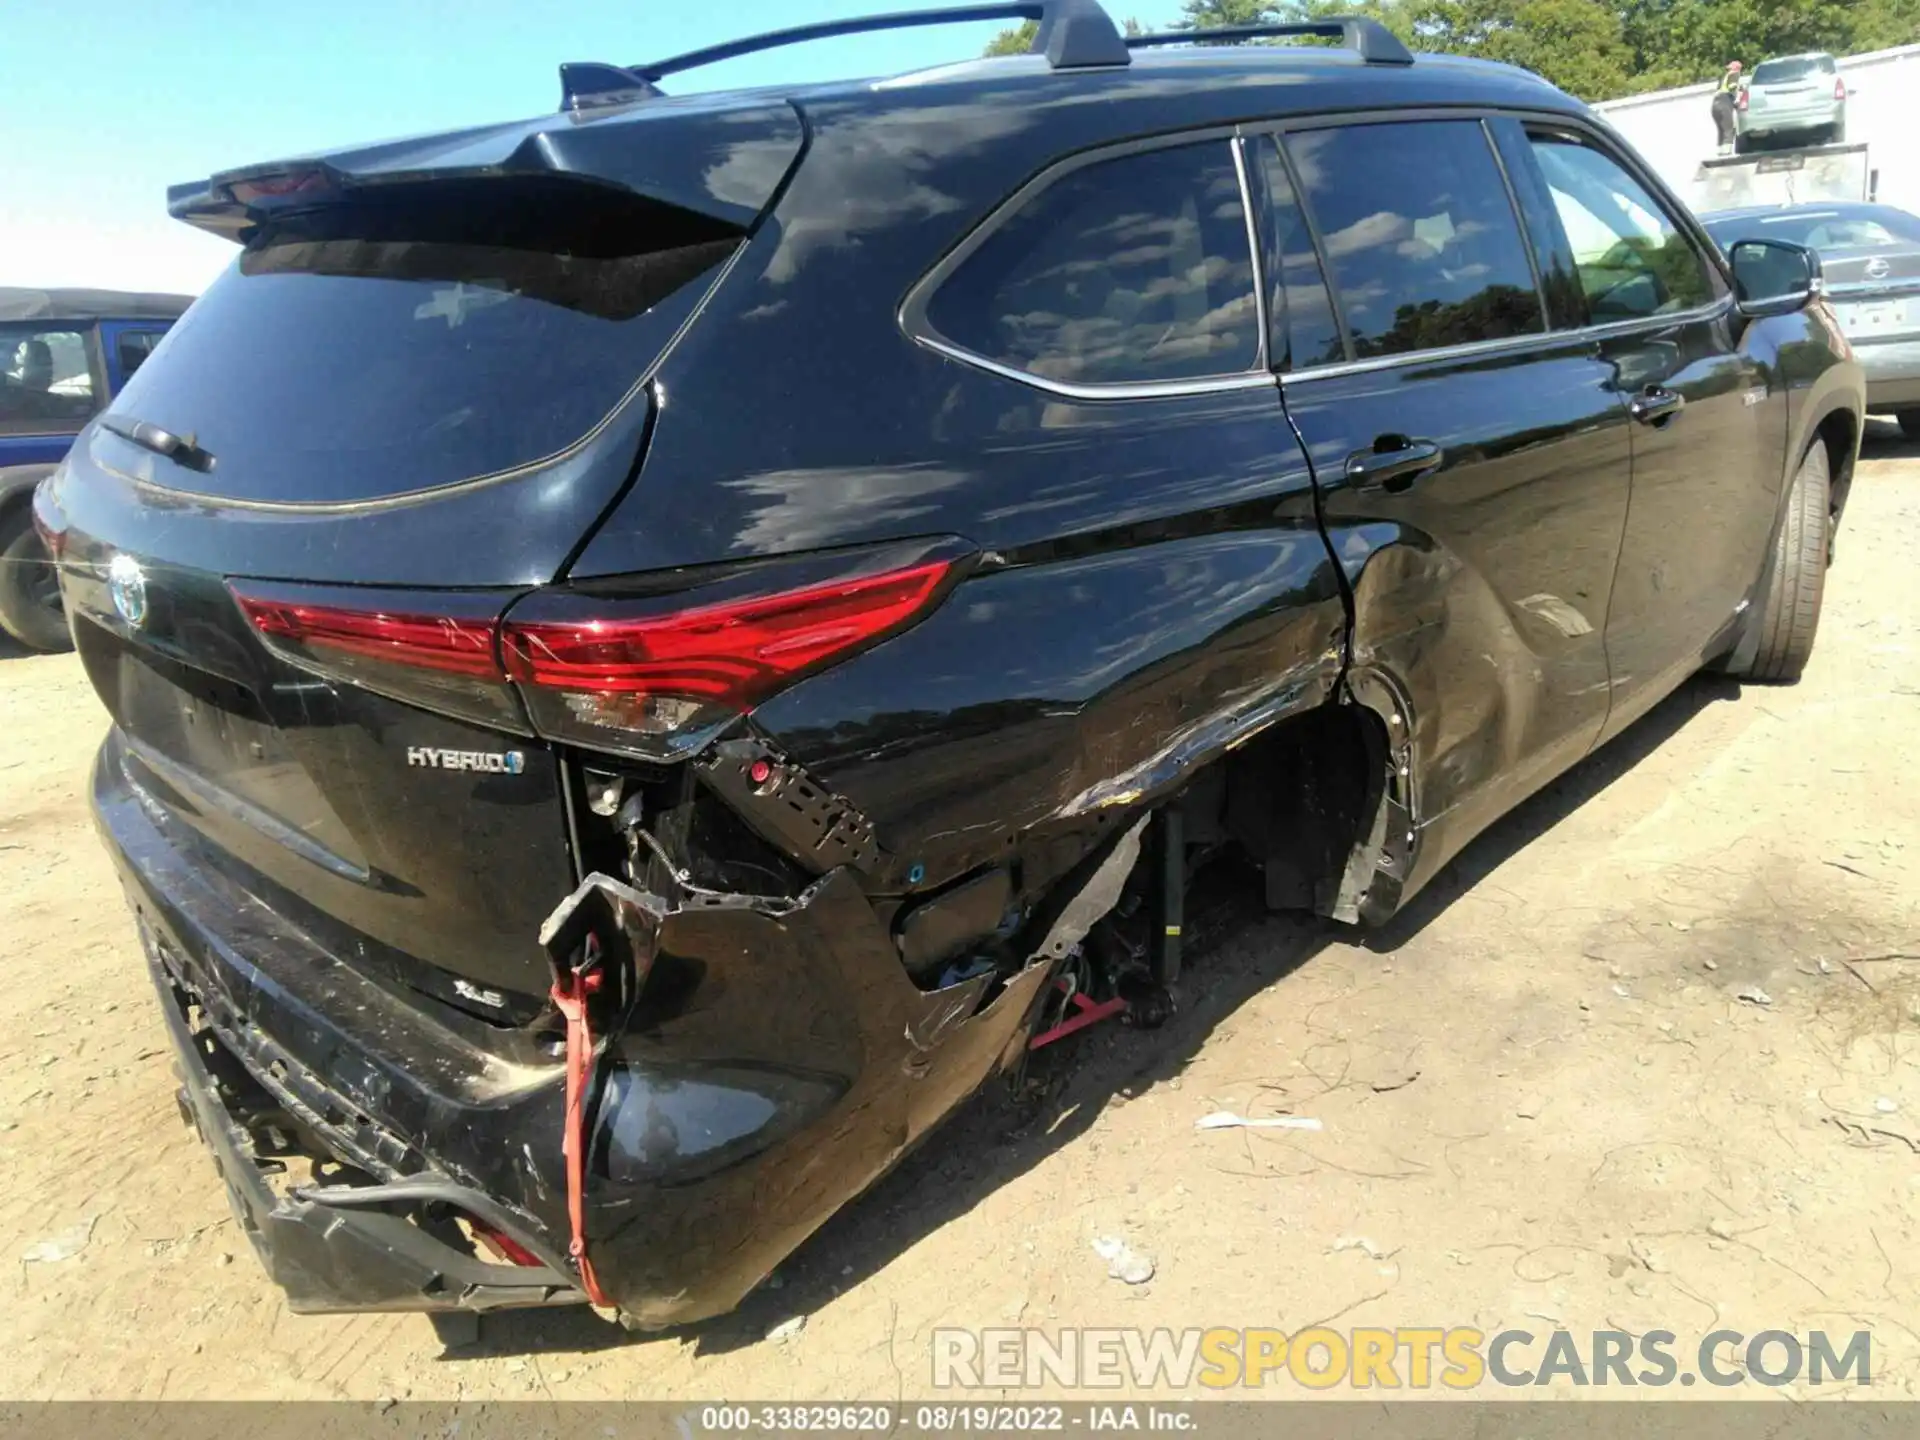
[502,561,949,701]
[234,594,503,678]
[1835,78,1847,101]
[501,559,952,751]
[1736,88,1749,110]
[229,555,956,755]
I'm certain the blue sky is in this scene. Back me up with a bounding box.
[5,0,1184,296]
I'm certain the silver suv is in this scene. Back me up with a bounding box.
[1737,52,1847,151]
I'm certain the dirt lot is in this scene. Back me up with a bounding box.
[4,428,1920,1403]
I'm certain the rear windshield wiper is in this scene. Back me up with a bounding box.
[100,416,217,474]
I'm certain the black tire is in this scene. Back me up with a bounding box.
[1733,133,1751,156]
[1739,442,1830,683]
[1898,409,1920,442]
[1831,118,1846,144]
[0,507,73,653]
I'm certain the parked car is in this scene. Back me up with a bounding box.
[0,288,190,651]
[1735,51,1847,152]
[43,2,1863,1330]
[1702,202,1920,439]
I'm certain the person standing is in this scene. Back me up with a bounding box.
[1712,61,1745,155]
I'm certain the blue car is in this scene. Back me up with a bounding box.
[1,287,191,650]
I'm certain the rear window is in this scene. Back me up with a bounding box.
[1284,121,1544,360]
[106,185,739,504]
[923,141,1261,388]
[1753,56,1835,83]
[1,324,95,435]
[1707,209,1920,250]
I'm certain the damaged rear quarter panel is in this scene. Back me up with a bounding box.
[750,519,1347,888]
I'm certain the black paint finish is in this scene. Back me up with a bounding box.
[61,35,1867,1327]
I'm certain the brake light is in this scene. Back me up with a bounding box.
[502,559,953,754]
[224,168,333,205]
[229,555,957,757]
[229,582,529,732]
[1736,88,1748,110]
[1835,77,1847,101]
[235,595,501,678]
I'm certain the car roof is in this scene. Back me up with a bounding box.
[176,43,1581,245]
[0,288,194,324]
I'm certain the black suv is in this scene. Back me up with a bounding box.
[44,2,1863,1330]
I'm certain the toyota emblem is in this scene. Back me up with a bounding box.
[107,553,149,629]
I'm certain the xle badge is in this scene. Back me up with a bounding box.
[407,747,526,774]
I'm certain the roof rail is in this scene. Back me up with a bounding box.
[1124,16,1415,67]
[560,1,1131,108]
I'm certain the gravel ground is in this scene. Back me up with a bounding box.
[3,425,1918,1402]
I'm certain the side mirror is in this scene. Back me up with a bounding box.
[1729,238,1821,317]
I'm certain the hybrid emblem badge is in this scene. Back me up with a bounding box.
[107,554,148,629]
[406,746,526,774]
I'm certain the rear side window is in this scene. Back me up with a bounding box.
[1527,136,1713,323]
[106,184,741,505]
[923,142,1261,387]
[1283,121,1544,360]
[116,330,164,380]
[1254,138,1346,370]
[0,325,95,435]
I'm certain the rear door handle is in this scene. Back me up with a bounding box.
[1629,387,1685,426]
[1345,439,1443,493]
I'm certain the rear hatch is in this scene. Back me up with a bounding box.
[51,96,805,1013]
[1823,244,1920,345]
[1748,56,1837,116]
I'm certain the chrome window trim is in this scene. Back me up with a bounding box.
[912,334,1278,401]
[900,125,1272,404]
[1280,294,1736,388]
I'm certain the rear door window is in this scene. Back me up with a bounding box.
[0,325,96,435]
[1282,121,1545,360]
[1526,135,1715,324]
[922,141,1261,387]
[1253,138,1347,371]
[115,329,165,380]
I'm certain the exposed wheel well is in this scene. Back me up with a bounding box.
[1170,700,1394,924]
[1813,407,1858,525]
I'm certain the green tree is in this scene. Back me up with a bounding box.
[1180,0,1283,24]
[983,15,1142,55]
[983,18,1038,55]
[994,0,1918,96]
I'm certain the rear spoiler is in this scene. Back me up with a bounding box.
[167,96,804,243]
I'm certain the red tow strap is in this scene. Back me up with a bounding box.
[550,963,612,1309]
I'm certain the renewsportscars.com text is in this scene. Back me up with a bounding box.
[931,1326,1872,1390]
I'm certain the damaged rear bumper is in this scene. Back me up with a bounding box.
[151,944,585,1313]
[96,728,1079,1325]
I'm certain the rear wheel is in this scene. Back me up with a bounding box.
[1737,442,1830,683]
[1898,409,1920,441]
[1830,118,1847,144]
[0,507,72,653]
[1733,132,1752,156]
